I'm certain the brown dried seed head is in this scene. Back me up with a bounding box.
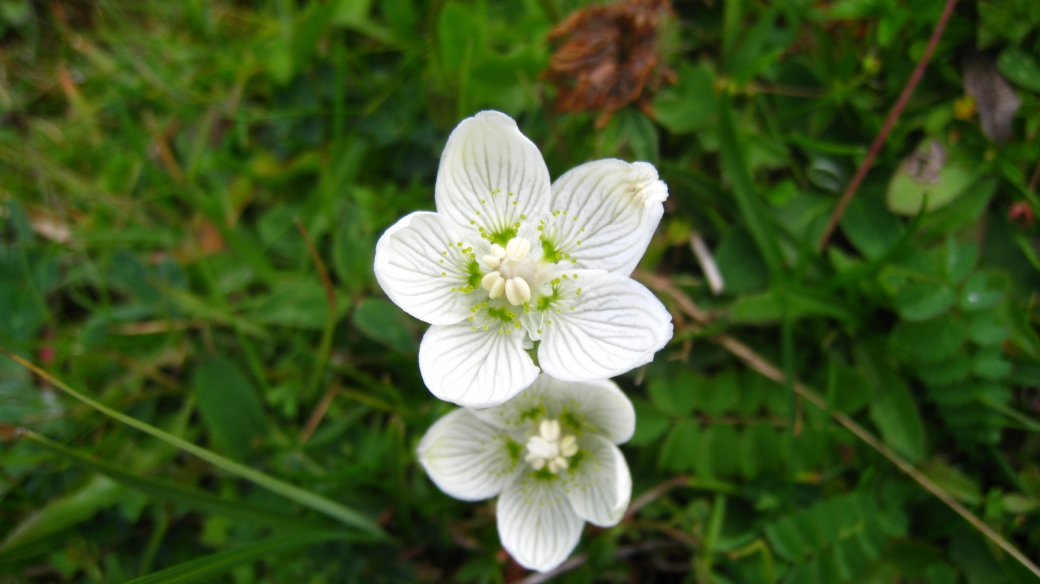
[544,0,675,128]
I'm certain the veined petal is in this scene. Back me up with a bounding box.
[473,375,636,445]
[544,160,667,275]
[374,212,488,325]
[419,322,540,408]
[417,409,525,501]
[538,272,672,382]
[563,435,632,527]
[435,111,550,244]
[497,474,584,573]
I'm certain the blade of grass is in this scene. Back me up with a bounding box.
[124,532,347,584]
[717,96,783,272]
[0,348,386,540]
[20,430,333,533]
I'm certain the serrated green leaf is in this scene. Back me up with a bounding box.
[997,47,1040,93]
[890,314,967,362]
[657,419,701,473]
[960,271,1007,312]
[648,370,702,417]
[894,281,956,321]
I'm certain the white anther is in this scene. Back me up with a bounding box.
[489,278,505,299]
[524,419,578,475]
[540,420,560,442]
[505,238,531,261]
[559,435,578,457]
[548,457,569,473]
[504,278,531,306]
[481,271,503,291]
[482,244,506,268]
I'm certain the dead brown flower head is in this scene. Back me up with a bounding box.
[544,0,675,128]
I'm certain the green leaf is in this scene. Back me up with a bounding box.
[919,459,982,505]
[653,63,719,134]
[885,140,981,216]
[707,424,740,479]
[841,189,903,260]
[718,96,783,272]
[0,351,386,539]
[960,271,1007,312]
[890,315,967,362]
[944,239,978,285]
[967,311,1010,347]
[125,532,348,584]
[702,371,741,416]
[647,370,703,417]
[893,281,956,321]
[194,359,268,459]
[715,226,770,294]
[657,419,701,473]
[868,377,925,463]
[997,47,1040,93]
[351,298,418,353]
[0,474,124,553]
[972,348,1011,380]
[253,282,340,330]
[629,398,671,446]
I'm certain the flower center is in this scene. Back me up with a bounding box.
[480,237,541,306]
[524,419,578,474]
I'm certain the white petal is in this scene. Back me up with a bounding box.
[374,212,488,325]
[563,435,632,527]
[497,474,584,573]
[546,160,667,275]
[419,322,540,408]
[417,409,524,501]
[538,272,673,382]
[472,375,636,445]
[435,111,550,243]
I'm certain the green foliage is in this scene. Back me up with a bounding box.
[1,0,1039,582]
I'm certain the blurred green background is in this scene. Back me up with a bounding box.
[1,0,1040,582]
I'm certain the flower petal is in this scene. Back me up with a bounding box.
[563,435,631,527]
[374,212,489,325]
[417,409,524,501]
[473,375,636,445]
[419,322,540,408]
[436,111,551,243]
[546,160,667,275]
[538,272,673,382]
[497,474,584,573]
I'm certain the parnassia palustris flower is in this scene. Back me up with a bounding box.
[374,111,672,408]
[418,374,635,572]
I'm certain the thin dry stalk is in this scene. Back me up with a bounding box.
[816,0,959,250]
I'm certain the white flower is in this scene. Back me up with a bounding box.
[374,110,673,407]
[417,374,635,573]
